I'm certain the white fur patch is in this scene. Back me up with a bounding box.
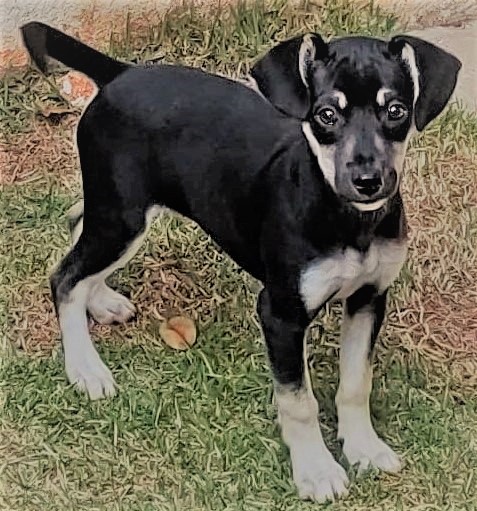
[392,138,411,176]
[376,87,392,106]
[87,281,136,324]
[59,205,161,399]
[302,121,336,191]
[351,199,387,212]
[67,199,84,222]
[401,44,420,106]
[333,90,348,110]
[59,279,117,400]
[299,240,407,312]
[392,100,419,176]
[275,382,349,502]
[68,201,84,246]
[336,308,402,473]
[374,134,385,153]
[298,34,316,87]
[72,217,84,246]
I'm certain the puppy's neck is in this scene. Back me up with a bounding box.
[336,193,403,252]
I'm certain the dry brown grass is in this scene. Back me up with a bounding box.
[400,148,477,357]
[0,114,79,186]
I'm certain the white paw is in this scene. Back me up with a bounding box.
[343,433,402,473]
[65,350,117,400]
[87,283,136,324]
[292,450,349,502]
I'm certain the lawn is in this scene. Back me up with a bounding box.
[1,1,476,510]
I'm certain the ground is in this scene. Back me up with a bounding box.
[1,1,476,510]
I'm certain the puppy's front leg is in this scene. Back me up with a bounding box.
[336,286,402,473]
[257,289,349,502]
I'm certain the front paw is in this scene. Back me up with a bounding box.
[65,349,117,400]
[291,450,349,502]
[343,433,402,473]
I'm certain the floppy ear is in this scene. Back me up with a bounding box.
[389,35,461,131]
[250,33,328,119]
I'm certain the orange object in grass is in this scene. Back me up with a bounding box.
[159,316,197,350]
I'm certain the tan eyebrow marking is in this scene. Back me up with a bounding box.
[376,87,393,106]
[332,91,347,109]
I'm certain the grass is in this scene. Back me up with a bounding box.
[1,0,477,509]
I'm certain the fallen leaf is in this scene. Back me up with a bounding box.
[159,316,197,350]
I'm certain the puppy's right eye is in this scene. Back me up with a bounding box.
[316,107,338,126]
[387,102,408,121]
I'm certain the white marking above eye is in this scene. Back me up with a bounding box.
[333,91,348,110]
[376,87,392,106]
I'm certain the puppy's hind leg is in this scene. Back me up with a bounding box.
[51,205,158,399]
[66,200,158,325]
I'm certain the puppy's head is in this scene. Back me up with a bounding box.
[251,34,461,211]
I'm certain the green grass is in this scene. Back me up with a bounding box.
[1,339,476,510]
[1,0,477,510]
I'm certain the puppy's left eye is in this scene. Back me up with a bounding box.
[387,102,408,121]
[316,107,338,126]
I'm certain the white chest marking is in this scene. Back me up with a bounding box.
[299,241,407,312]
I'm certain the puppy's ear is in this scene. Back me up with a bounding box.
[389,35,461,131]
[250,33,328,119]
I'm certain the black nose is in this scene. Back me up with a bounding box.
[352,173,382,197]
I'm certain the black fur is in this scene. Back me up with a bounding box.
[21,22,130,87]
[389,35,461,130]
[252,33,461,131]
[251,33,328,118]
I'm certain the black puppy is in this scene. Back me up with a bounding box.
[21,22,460,502]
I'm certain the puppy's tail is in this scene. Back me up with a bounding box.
[20,22,130,88]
